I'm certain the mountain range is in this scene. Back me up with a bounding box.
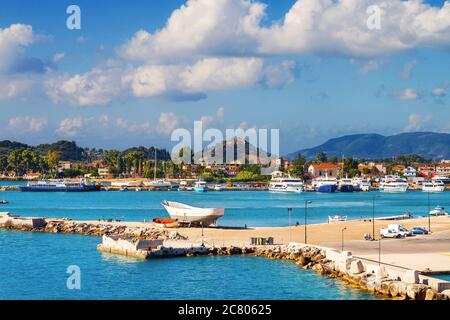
[287,132,450,160]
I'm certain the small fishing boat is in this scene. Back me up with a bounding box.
[152,217,179,228]
[328,215,347,223]
[0,200,9,204]
[429,206,448,216]
[162,200,224,226]
[194,180,207,192]
[214,184,224,191]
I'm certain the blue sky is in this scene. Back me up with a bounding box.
[0,0,449,153]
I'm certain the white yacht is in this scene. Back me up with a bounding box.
[429,206,448,216]
[312,176,338,193]
[268,172,304,193]
[422,180,445,192]
[379,176,409,192]
[351,177,371,192]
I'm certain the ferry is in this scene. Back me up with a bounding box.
[20,179,100,192]
[422,180,445,192]
[312,176,338,193]
[268,172,304,193]
[432,175,450,184]
[338,178,354,192]
[379,176,408,192]
[194,180,207,192]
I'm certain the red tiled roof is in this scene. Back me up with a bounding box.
[310,163,339,169]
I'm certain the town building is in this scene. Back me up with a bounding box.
[436,163,450,177]
[403,166,417,178]
[307,163,340,178]
[57,161,72,173]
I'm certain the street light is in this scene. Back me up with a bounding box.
[341,227,347,252]
[288,207,292,242]
[427,192,431,233]
[372,195,381,240]
[304,200,312,244]
[378,238,381,266]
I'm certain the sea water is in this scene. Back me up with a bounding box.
[1,189,449,227]
[0,230,376,300]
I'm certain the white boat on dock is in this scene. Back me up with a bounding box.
[429,206,448,216]
[162,200,224,226]
[328,215,347,223]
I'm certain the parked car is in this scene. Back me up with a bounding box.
[410,227,429,235]
[380,228,402,239]
[388,224,412,237]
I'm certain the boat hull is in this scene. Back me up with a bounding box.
[339,185,354,192]
[162,201,224,226]
[20,185,100,192]
[316,185,337,193]
[422,186,445,192]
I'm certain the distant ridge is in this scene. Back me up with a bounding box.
[287,132,450,160]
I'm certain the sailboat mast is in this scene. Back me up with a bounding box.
[154,147,157,180]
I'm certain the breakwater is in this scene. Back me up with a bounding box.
[0,213,186,241]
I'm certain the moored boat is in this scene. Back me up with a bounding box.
[338,178,354,192]
[328,214,347,223]
[312,176,338,193]
[152,217,179,228]
[20,179,100,192]
[379,176,408,192]
[194,180,207,192]
[268,171,304,193]
[429,206,448,216]
[162,200,224,226]
[422,180,445,192]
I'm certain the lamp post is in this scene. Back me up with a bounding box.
[427,192,431,233]
[304,200,312,244]
[288,207,292,242]
[372,195,380,240]
[378,238,381,266]
[341,227,347,252]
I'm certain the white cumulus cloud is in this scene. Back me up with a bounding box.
[8,116,47,132]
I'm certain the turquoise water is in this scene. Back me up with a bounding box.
[1,190,449,227]
[0,230,376,300]
[0,190,448,300]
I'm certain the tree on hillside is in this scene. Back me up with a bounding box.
[7,149,25,175]
[316,151,328,163]
[104,150,124,177]
[124,151,146,176]
[343,157,359,177]
[45,150,60,174]
[291,154,307,177]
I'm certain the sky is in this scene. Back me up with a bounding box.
[0,0,449,154]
